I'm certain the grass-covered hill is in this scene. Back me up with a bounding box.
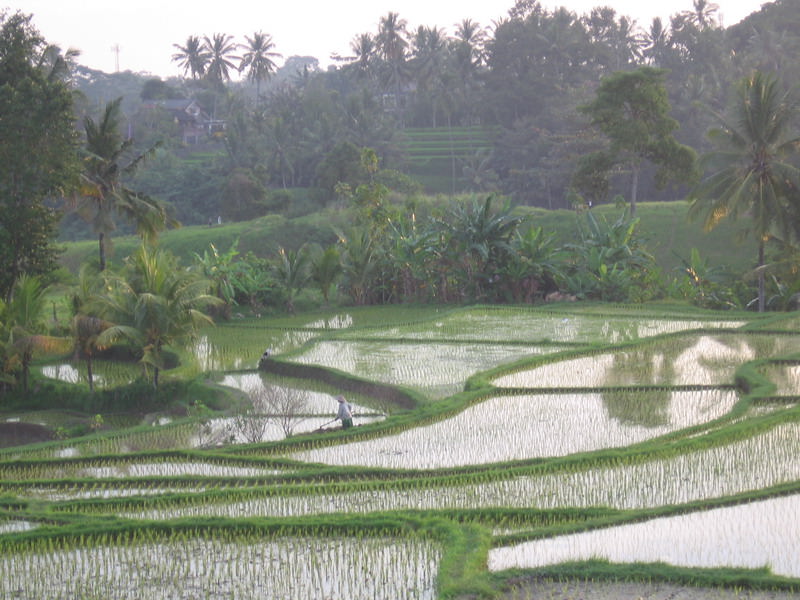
[60,200,754,278]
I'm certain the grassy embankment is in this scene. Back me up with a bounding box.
[59,200,755,278]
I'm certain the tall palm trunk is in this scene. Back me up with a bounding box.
[757,238,766,313]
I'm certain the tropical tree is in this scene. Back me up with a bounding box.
[336,32,376,80]
[499,226,563,303]
[3,275,68,392]
[274,245,311,314]
[93,245,220,390]
[439,196,526,301]
[171,35,209,79]
[0,12,79,300]
[70,315,111,393]
[376,12,409,117]
[203,33,239,85]
[682,0,719,30]
[310,245,342,305]
[688,71,800,312]
[239,31,281,99]
[578,67,698,216]
[77,97,176,271]
[337,226,383,305]
[642,17,672,67]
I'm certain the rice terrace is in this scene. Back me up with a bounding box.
[1,303,799,599]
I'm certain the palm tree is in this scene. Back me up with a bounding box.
[171,35,209,79]
[274,245,311,314]
[310,245,342,305]
[71,315,111,393]
[689,72,800,312]
[3,275,68,392]
[337,226,382,306]
[239,31,281,99]
[78,98,176,271]
[683,0,719,29]
[453,19,485,78]
[94,245,220,390]
[643,17,671,67]
[69,264,110,392]
[203,33,239,85]
[376,12,409,116]
[339,33,376,79]
[36,43,80,82]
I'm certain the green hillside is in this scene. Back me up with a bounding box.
[60,200,755,279]
[399,127,497,194]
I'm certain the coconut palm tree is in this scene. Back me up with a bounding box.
[78,98,176,271]
[274,245,311,314]
[683,0,719,29]
[310,245,342,305]
[643,17,671,67]
[239,31,281,99]
[94,245,220,390]
[171,35,209,79]
[689,71,800,312]
[453,18,485,77]
[2,275,68,392]
[203,33,239,85]
[376,12,409,117]
[340,33,376,79]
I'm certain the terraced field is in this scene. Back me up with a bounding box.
[3,304,799,598]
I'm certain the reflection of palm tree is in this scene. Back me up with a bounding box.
[689,72,800,312]
[171,35,209,79]
[239,31,281,99]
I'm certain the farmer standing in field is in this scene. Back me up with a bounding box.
[335,395,353,429]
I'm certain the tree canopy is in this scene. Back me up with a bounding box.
[0,11,79,299]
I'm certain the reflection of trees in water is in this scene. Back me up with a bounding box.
[599,320,639,344]
[600,333,800,427]
[601,337,694,428]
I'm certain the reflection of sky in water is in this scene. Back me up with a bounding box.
[191,329,318,371]
[342,312,745,344]
[489,494,800,578]
[196,414,384,447]
[40,364,81,384]
[220,372,375,414]
[289,389,737,469]
[760,363,800,396]
[495,334,800,388]
[39,362,138,388]
[302,314,354,329]
[292,341,562,399]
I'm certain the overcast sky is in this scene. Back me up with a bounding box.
[9,0,768,77]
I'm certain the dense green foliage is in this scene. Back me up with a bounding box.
[54,0,800,225]
[0,12,79,300]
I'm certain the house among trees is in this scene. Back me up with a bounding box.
[141,99,224,144]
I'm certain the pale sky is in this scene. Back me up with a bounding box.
[9,0,769,78]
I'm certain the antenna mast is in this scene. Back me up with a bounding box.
[111,44,120,72]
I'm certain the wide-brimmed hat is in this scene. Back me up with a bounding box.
[336,395,345,402]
